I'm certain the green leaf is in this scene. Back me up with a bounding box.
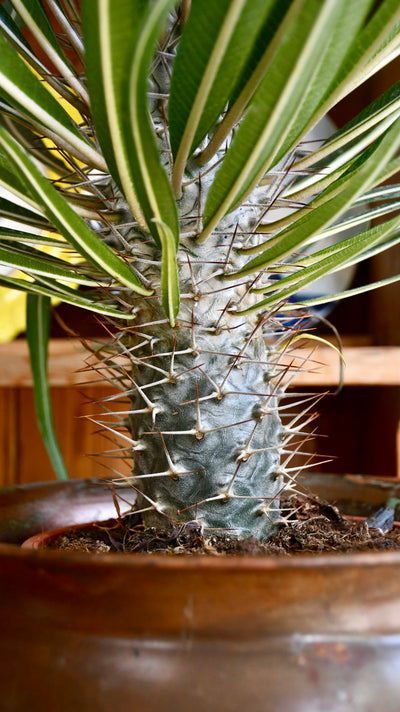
[26,293,69,481]
[275,0,375,157]
[195,0,294,167]
[357,183,400,205]
[227,115,400,279]
[0,196,51,231]
[315,200,400,242]
[251,215,400,311]
[9,0,88,103]
[154,219,180,327]
[169,0,276,193]
[82,0,146,224]
[0,125,152,296]
[315,0,400,121]
[291,79,400,179]
[260,152,400,243]
[0,148,40,210]
[0,227,63,247]
[0,31,106,171]
[201,0,354,240]
[0,240,100,286]
[0,273,136,319]
[126,0,180,248]
[83,0,179,247]
[0,3,48,74]
[279,274,400,310]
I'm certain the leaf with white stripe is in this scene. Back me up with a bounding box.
[198,0,372,168]
[317,0,400,119]
[274,0,375,159]
[9,0,88,103]
[0,274,136,319]
[226,114,400,280]
[154,219,180,327]
[277,275,400,312]
[0,32,106,171]
[26,293,69,481]
[125,0,179,248]
[0,240,100,286]
[291,79,400,182]
[0,125,152,296]
[169,0,276,194]
[82,0,145,224]
[0,227,62,247]
[250,216,400,312]
[201,0,348,240]
[0,4,48,75]
[0,149,42,211]
[0,197,51,231]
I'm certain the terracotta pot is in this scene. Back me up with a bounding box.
[2,475,400,712]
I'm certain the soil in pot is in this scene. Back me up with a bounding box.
[33,496,400,556]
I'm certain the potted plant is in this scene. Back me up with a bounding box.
[1,0,400,709]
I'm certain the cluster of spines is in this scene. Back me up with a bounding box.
[78,299,329,532]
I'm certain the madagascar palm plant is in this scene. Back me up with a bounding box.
[1,0,400,540]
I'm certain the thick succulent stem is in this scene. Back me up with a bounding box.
[119,214,287,539]
[130,325,284,539]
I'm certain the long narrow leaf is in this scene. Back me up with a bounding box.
[126,0,180,248]
[0,227,64,247]
[82,0,146,226]
[154,219,180,327]
[196,0,295,167]
[292,80,400,176]
[227,115,400,279]
[0,126,152,296]
[0,274,136,319]
[0,241,100,286]
[284,111,400,206]
[26,293,69,481]
[0,196,52,231]
[272,0,375,164]
[252,216,400,308]
[169,0,276,194]
[309,0,400,129]
[0,150,40,211]
[9,0,88,103]
[277,275,400,311]
[0,32,106,171]
[0,4,48,75]
[201,0,349,240]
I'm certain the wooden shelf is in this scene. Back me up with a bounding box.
[0,338,399,387]
[0,337,399,484]
[285,344,400,387]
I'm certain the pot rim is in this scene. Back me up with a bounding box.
[3,474,400,571]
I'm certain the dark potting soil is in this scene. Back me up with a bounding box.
[46,497,400,556]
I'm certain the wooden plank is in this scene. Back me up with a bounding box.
[286,345,400,386]
[0,339,399,387]
[0,339,97,387]
[0,389,18,487]
[15,386,132,485]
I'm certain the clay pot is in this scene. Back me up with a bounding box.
[2,475,400,712]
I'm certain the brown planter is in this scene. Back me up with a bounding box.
[2,475,400,712]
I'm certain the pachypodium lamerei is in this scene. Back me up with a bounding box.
[1,0,400,538]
